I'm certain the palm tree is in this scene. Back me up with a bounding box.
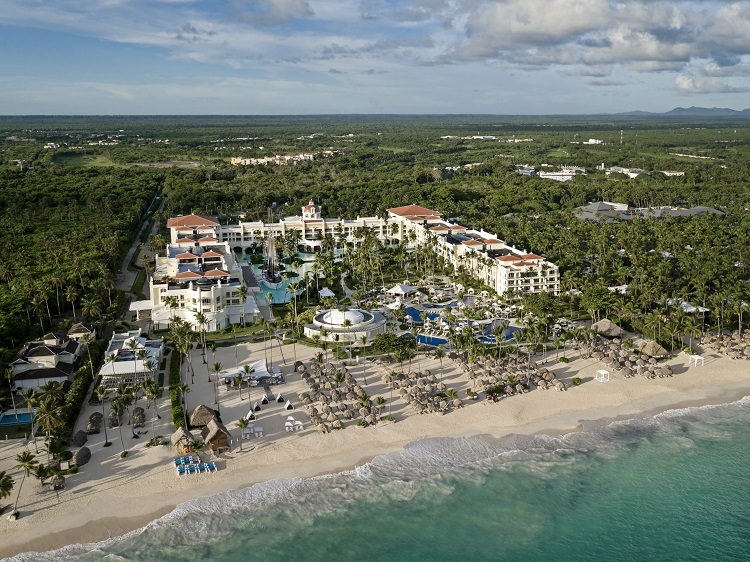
[434,345,446,383]
[19,388,40,453]
[94,385,111,447]
[0,470,14,505]
[109,399,127,455]
[235,418,249,451]
[41,380,64,404]
[35,396,62,464]
[195,312,208,364]
[10,451,38,518]
[144,381,161,437]
[210,362,222,407]
[234,373,244,401]
[177,382,191,428]
[4,367,18,424]
[65,286,78,319]
[80,332,95,374]
[238,285,249,327]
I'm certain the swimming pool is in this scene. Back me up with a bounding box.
[404,307,442,323]
[0,411,33,426]
[405,333,449,347]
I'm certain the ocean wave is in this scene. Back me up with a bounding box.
[10,393,750,561]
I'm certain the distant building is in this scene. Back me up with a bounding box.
[10,333,83,390]
[575,201,723,222]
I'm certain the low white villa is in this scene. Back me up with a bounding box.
[98,329,164,389]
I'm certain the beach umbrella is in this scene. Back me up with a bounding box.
[89,412,103,423]
[74,447,92,467]
[326,413,338,423]
[71,430,88,447]
[332,419,344,430]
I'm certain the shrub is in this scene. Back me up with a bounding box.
[559,357,569,363]
[59,450,73,461]
[571,377,582,385]
[172,405,185,429]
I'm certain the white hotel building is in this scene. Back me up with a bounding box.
[148,200,558,328]
[130,215,262,332]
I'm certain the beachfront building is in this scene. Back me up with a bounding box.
[168,201,396,255]
[303,308,388,343]
[163,200,559,298]
[98,329,164,389]
[386,204,560,296]
[10,332,84,390]
[130,217,261,332]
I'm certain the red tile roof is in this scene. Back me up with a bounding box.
[166,214,219,228]
[521,253,543,260]
[175,252,198,259]
[497,255,521,262]
[430,225,449,231]
[174,271,203,279]
[197,237,218,242]
[201,251,223,258]
[176,237,194,243]
[483,238,503,244]
[462,240,484,246]
[387,204,442,219]
[204,269,229,277]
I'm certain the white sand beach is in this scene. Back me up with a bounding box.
[0,339,748,558]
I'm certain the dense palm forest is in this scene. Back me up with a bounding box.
[1,114,749,351]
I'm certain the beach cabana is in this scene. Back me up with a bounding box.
[201,419,232,453]
[189,404,218,428]
[171,427,194,451]
[591,318,625,338]
[638,340,668,358]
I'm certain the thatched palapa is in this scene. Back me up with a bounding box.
[189,404,218,427]
[591,318,625,338]
[171,426,194,449]
[201,419,232,453]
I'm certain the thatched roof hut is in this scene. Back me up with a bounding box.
[171,426,194,449]
[201,419,231,453]
[591,318,625,338]
[189,404,218,428]
[638,340,669,357]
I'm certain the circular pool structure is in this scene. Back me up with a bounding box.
[304,308,387,343]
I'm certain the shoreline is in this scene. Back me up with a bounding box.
[1,341,749,559]
[3,380,749,559]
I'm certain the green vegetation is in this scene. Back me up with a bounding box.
[2,114,750,361]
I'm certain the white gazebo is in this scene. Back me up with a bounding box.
[595,370,610,382]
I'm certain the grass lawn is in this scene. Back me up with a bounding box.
[53,153,118,167]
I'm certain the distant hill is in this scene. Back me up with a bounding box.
[619,106,750,117]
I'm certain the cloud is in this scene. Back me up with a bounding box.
[230,0,314,28]
[675,74,750,94]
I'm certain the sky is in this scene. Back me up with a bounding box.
[1,0,749,115]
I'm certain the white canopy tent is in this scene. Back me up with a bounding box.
[319,287,335,298]
[388,283,418,296]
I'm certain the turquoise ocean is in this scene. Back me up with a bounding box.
[10,397,750,562]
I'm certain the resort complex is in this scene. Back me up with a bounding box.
[161,200,557,308]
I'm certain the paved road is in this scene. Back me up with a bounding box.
[115,195,165,295]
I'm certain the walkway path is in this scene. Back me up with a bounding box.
[115,194,164,295]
